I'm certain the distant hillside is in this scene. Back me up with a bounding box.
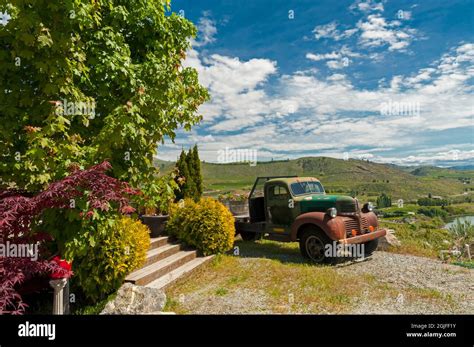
[449,165,474,171]
[153,158,175,172]
[410,166,474,179]
[154,157,473,201]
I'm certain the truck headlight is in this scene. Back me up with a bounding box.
[362,202,373,212]
[327,207,337,218]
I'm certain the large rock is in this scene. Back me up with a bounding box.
[101,283,166,315]
[378,229,401,250]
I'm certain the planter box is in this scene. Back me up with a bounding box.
[222,200,249,216]
[140,215,169,237]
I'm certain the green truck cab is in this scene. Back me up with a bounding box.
[235,176,387,263]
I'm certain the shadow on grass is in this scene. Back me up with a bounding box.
[233,239,309,265]
[233,239,370,267]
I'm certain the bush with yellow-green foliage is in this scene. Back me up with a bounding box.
[72,216,150,301]
[167,198,235,255]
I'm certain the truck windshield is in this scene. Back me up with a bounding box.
[290,181,325,196]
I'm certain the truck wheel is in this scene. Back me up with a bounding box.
[363,238,379,257]
[299,227,333,264]
[239,231,262,241]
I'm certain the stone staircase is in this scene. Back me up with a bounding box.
[125,236,213,289]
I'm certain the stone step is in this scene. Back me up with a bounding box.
[143,243,182,267]
[149,236,170,250]
[145,255,214,290]
[125,250,197,286]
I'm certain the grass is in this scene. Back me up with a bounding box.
[164,297,181,312]
[379,213,474,263]
[455,202,474,215]
[379,219,454,259]
[164,250,357,313]
[379,204,420,214]
[163,240,459,314]
[215,287,229,296]
[452,260,474,269]
[72,292,117,315]
[404,287,457,308]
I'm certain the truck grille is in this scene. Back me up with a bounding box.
[343,215,371,237]
[361,215,369,229]
[337,200,357,213]
[343,218,360,235]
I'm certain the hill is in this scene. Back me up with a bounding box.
[154,159,175,172]
[449,165,474,171]
[154,157,473,201]
[410,166,474,179]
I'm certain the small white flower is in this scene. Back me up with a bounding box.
[0,11,11,26]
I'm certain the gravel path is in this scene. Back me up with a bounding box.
[173,288,275,314]
[336,251,473,314]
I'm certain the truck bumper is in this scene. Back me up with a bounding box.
[339,228,387,244]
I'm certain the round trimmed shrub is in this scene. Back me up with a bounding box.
[167,198,235,255]
[72,216,150,301]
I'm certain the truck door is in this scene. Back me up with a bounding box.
[265,183,293,229]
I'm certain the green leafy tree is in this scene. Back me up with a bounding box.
[0,0,209,204]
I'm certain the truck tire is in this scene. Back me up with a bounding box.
[299,226,334,264]
[363,238,379,257]
[239,231,262,241]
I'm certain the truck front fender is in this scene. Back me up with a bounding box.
[290,212,346,242]
[363,211,379,229]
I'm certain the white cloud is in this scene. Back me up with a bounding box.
[326,59,351,69]
[390,43,474,91]
[350,0,384,13]
[193,13,217,47]
[183,49,277,129]
[357,14,417,51]
[343,28,359,38]
[374,149,474,166]
[306,52,341,61]
[340,45,362,58]
[311,13,417,53]
[312,22,357,41]
[307,46,361,61]
[327,74,347,82]
[307,46,361,69]
[313,22,338,40]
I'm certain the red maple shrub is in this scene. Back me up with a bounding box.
[0,161,138,314]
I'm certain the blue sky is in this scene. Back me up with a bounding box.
[159,0,474,167]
